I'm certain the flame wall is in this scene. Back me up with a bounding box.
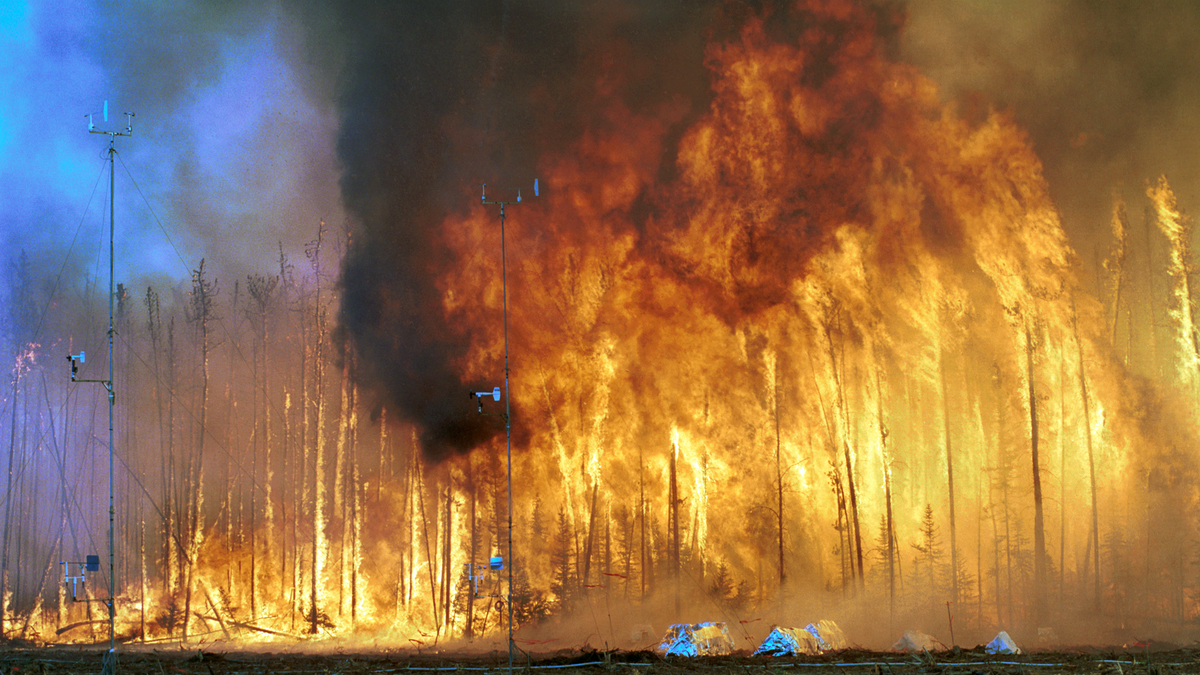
[327,0,1200,646]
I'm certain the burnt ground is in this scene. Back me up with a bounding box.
[0,645,1197,675]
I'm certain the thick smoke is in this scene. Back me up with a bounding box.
[901,0,1200,252]
[332,1,721,460]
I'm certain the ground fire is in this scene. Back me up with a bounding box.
[3,0,1200,654]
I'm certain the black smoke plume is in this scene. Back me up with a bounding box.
[331,1,720,461]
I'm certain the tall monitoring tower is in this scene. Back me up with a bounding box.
[479,178,537,675]
[78,101,133,675]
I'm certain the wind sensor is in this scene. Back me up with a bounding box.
[470,386,502,413]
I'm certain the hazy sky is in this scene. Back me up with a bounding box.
[0,0,342,295]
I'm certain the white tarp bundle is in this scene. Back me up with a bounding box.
[892,629,946,652]
[804,619,848,650]
[985,631,1021,655]
[657,622,736,657]
[752,626,821,656]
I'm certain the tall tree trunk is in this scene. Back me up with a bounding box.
[443,485,453,635]
[669,439,679,614]
[183,259,216,643]
[875,363,895,625]
[826,314,864,587]
[1026,324,1047,627]
[1072,302,1102,610]
[940,348,958,605]
[417,464,439,634]
[2,362,22,637]
[1142,206,1162,378]
[582,481,599,590]
[1107,199,1129,347]
[466,458,477,637]
[639,447,647,599]
[775,363,786,589]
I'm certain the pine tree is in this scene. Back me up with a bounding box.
[549,506,575,612]
[709,559,734,603]
[910,504,945,614]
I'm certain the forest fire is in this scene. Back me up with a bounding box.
[3,0,1200,656]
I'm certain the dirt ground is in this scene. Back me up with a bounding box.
[1,644,1198,675]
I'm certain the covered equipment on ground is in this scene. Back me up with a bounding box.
[657,622,736,657]
[753,626,821,656]
[893,629,946,652]
[985,631,1021,655]
[804,619,848,650]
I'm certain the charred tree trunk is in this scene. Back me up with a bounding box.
[1026,324,1047,627]
[826,313,864,588]
[940,348,958,605]
[669,440,680,614]
[417,462,439,634]
[582,481,599,590]
[438,485,451,639]
[875,364,895,624]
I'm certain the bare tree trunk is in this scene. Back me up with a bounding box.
[669,439,679,614]
[582,481,599,591]
[940,348,958,605]
[874,363,895,625]
[466,459,476,637]
[1026,324,1047,627]
[334,338,351,617]
[443,484,452,635]
[775,363,785,589]
[183,259,216,643]
[826,313,864,588]
[417,463,439,634]
[309,223,329,635]
[1142,206,1162,378]
[2,362,22,637]
[1107,200,1129,346]
[348,377,360,627]
[166,317,178,604]
[639,447,647,599]
[1058,355,1067,612]
[1071,302,1101,610]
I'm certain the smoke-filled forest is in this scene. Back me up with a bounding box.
[4,0,1200,652]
